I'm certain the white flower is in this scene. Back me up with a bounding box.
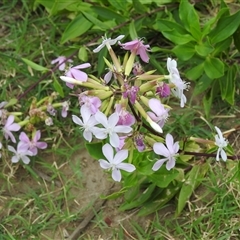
[72,106,98,142]
[93,111,132,148]
[99,143,136,182]
[166,58,189,108]
[214,126,228,161]
[93,35,125,53]
[8,143,33,164]
[152,133,179,171]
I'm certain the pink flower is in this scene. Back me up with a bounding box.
[152,133,179,171]
[19,130,48,156]
[134,134,145,152]
[51,56,73,71]
[115,104,135,126]
[8,142,34,164]
[119,39,151,63]
[3,115,21,143]
[78,94,101,115]
[65,63,91,89]
[147,98,169,128]
[122,84,139,104]
[99,143,136,182]
[156,83,171,98]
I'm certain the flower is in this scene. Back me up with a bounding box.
[156,83,171,98]
[119,39,151,63]
[78,94,101,115]
[72,106,98,142]
[99,143,136,182]
[93,35,125,53]
[2,115,21,143]
[166,58,189,107]
[45,117,53,126]
[115,104,135,126]
[147,98,169,128]
[8,143,34,164]
[51,56,73,71]
[19,130,48,156]
[61,101,69,118]
[152,133,179,171]
[122,84,139,104]
[47,104,57,116]
[65,63,91,89]
[214,126,228,161]
[134,134,145,152]
[93,111,132,148]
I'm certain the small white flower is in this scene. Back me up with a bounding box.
[93,111,132,148]
[214,126,228,161]
[93,35,125,53]
[72,106,98,142]
[99,143,136,182]
[166,58,189,108]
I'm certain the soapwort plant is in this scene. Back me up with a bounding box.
[0,35,239,216]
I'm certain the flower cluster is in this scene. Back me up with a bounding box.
[57,35,229,182]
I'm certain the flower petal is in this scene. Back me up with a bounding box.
[112,168,121,182]
[153,143,169,157]
[72,115,83,126]
[99,159,111,169]
[117,163,136,172]
[102,143,114,162]
[152,159,166,171]
[113,149,128,165]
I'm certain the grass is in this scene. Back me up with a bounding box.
[1,0,240,239]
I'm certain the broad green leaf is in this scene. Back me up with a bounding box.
[176,163,209,216]
[179,1,201,40]
[195,40,214,57]
[212,37,232,56]
[100,187,127,200]
[202,8,229,37]
[209,10,240,44]
[81,12,109,31]
[148,168,179,188]
[149,55,165,74]
[107,0,128,10]
[133,0,148,13]
[138,182,182,216]
[78,46,88,62]
[22,58,48,72]
[53,79,64,98]
[154,20,195,44]
[180,141,202,162]
[204,57,224,79]
[193,73,213,96]
[185,62,204,81]
[120,184,157,211]
[61,14,92,44]
[233,25,240,52]
[219,64,236,105]
[49,0,78,15]
[91,6,126,22]
[85,142,104,160]
[129,20,138,40]
[172,42,195,61]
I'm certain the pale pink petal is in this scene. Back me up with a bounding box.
[19,132,30,143]
[109,132,120,148]
[72,115,83,126]
[83,130,92,142]
[112,168,121,182]
[166,158,175,170]
[117,163,136,172]
[114,125,132,134]
[21,156,31,164]
[113,149,128,165]
[108,113,119,128]
[95,111,108,128]
[102,143,114,162]
[153,143,169,157]
[11,156,19,163]
[74,63,91,69]
[152,159,167,171]
[99,159,111,169]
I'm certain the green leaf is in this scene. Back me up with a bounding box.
[219,64,237,105]
[5,98,17,108]
[81,12,109,31]
[154,20,195,45]
[209,10,240,44]
[193,73,213,96]
[91,6,126,22]
[176,163,209,216]
[78,46,88,62]
[120,184,157,211]
[132,0,148,13]
[138,182,182,216]
[85,142,104,160]
[53,79,64,98]
[97,47,108,76]
[107,0,128,10]
[233,25,240,52]
[129,20,138,40]
[195,39,214,57]
[101,187,127,200]
[204,57,224,79]
[22,58,48,72]
[185,62,204,81]
[179,1,201,40]
[61,14,92,44]
[148,168,179,188]
[212,37,232,56]
[172,42,195,61]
